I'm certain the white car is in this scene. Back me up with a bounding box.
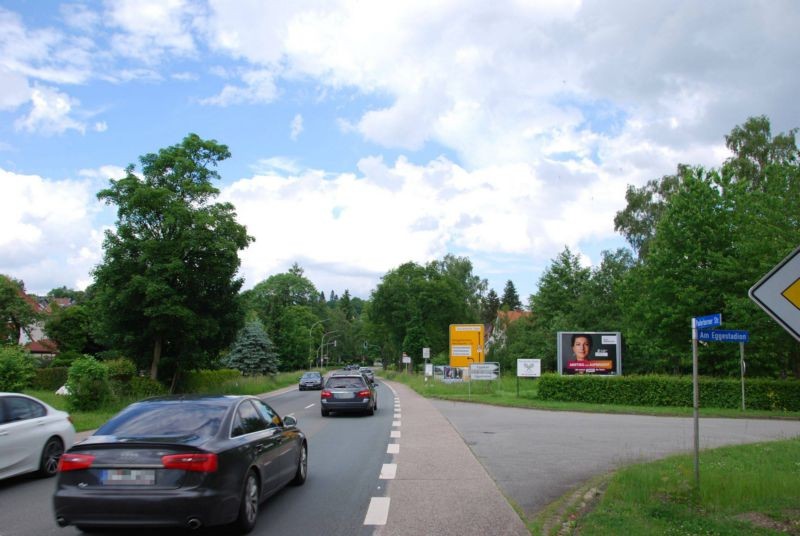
[0,393,76,480]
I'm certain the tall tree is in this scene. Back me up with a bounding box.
[501,280,522,311]
[93,134,253,382]
[481,289,501,324]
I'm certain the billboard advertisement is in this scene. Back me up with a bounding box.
[557,332,622,375]
[449,324,485,368]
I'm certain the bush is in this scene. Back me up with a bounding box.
[66,357,112,411]
[50,350,84,368]
[129,376,167,398]
[33,367,69,390]
[0,345,35,391]
[537,373,800,411]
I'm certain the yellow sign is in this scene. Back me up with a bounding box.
[449,324,485,368]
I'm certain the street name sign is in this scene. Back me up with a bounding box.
[697,329,749,343]
[693,313,722,329]
[749,245,800,341]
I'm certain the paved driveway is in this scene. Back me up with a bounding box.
[432,400,800,519]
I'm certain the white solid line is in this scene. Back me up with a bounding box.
[387,443,400,454]
[392,420,401,427]
[304,404,314,409]
[380,463,397,479]
[364,497,390,525]
[390,430,401,438]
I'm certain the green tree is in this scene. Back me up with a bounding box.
[44,304,91,354]
[0,275,39,345]
[501,280,522,310]
[92,134,253,383]
[481,289,501,324]
[224,321,280,375]
[47,286,87,304]
[0,345,35,390]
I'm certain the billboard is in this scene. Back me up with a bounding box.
[449,324,485,368]
[557,332,622,375]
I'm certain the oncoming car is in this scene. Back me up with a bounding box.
[53,395,307,534]
[320,373,377,416]
[298,371,323,390]
[0,393,75,480]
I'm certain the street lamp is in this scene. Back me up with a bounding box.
[308,320,327,370]
[319,330,338,368]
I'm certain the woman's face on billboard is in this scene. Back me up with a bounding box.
[572,336,591,361]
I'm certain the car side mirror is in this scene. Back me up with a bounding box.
[283,415,298,428]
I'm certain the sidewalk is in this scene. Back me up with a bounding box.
[379,381,529,536]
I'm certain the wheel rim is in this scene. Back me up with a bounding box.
[43,440,63,475]
[299,446,307,479]
[244,475,258,524]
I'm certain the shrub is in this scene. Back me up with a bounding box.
[177,369,242,393]
[50,350,85,368]
[0,345,35,391]
[66,357,112,411]
[33,367,69,390]
[129,376,167,398]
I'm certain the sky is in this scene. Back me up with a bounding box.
[1,1,799,302]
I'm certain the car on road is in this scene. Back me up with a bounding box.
[358,367,375,384]
[53,395,307,534]
[0,392,75,480]
[298,371,323,390]
[320,373,377,416]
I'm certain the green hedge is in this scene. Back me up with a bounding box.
[537,374,800,411]
[178,369,242,393]
[33,367,69,390]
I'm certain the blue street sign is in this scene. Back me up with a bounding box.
[694,313,722,329]
[697,329,749,343]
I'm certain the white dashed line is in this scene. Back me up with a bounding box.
[304,404,314,409]
[364,497,390,525]
[387,443,400,454]
[394,412,401,418]
[391,430,401,438]
[380,463,397,479]
[392,420,401,427]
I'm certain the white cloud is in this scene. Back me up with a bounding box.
[14,85,85,135]
[0,168,107,294]
[0,66,30,110]
[200,69,278,106]
[290,113,303,141]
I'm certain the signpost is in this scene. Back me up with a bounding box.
[749,245,800,341]
[690,313,722,492]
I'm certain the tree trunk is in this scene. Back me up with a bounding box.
[150,335,162,380]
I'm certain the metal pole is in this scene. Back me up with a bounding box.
[691,318,700,493]
[740,342,746,411]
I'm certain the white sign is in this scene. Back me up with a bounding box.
[452,345,472,357]
[402,354,411,364]
[469,362,499,380]
[424,363,433,376]
[517,359,541,377]
[423,347,430,359]
[750,245,800,341]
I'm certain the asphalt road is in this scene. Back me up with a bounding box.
[432,399,800,520]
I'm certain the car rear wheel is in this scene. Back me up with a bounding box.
[37,437,63,477]
[366,403,374,416]
[234,471,260,534]
[321,408,329,417]
[291,443,308,486]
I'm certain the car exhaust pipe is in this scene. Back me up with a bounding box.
[55,517,68,527]
[187,518,202,530]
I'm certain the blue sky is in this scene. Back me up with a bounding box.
[1,1,799,302]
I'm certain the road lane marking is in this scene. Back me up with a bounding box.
[380,463,397,479]
[394,412,401,419]
[387,443,400,454]
[304,404,315,409]
[364,497,390,525]
[390,430,401,438]
[392,420,401,427]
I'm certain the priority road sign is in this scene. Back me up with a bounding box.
[749,245,800,341]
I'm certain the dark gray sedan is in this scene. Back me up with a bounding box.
[53,395,307,534]
[320,373,377,416]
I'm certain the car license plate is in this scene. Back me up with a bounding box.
[101,469,156,485]
[334,391,355,399]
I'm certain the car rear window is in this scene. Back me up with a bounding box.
[96,401,228,440]
[326,376,366,389]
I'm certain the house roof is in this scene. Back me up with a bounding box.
[25,339,59,354]
[497,310,531,323]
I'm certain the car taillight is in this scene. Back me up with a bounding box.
[357,389,371,398]
[321,390,332,399]
[161,453,218,472]
[58,453,95,472]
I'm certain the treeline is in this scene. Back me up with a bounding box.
[2,116,798,387]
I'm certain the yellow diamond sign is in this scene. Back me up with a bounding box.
[750,245,800,341]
